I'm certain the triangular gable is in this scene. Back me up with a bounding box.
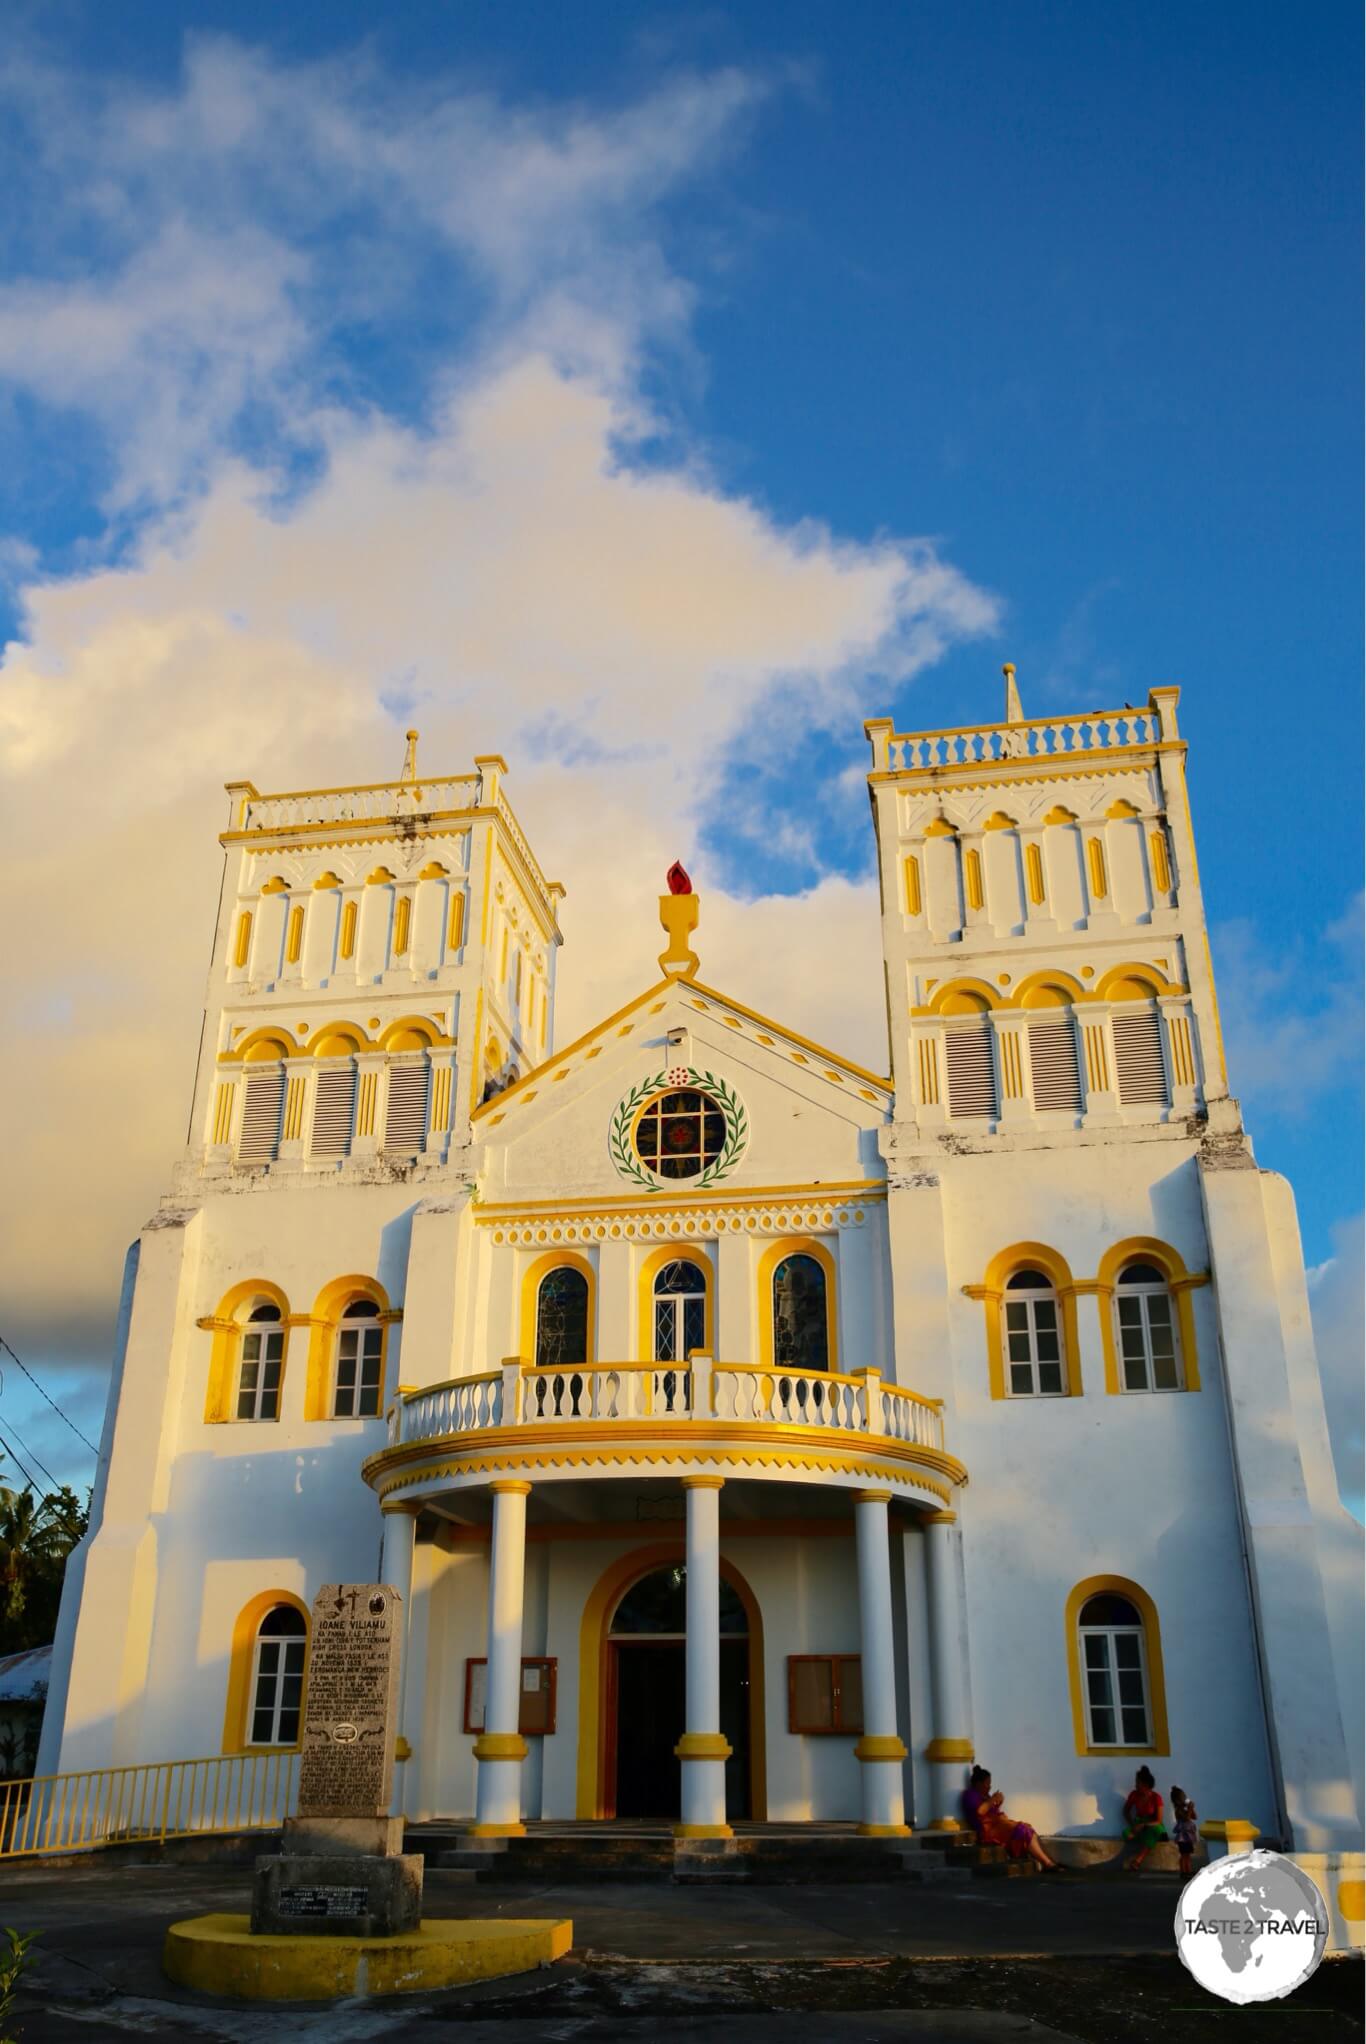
[472,971,892,1132]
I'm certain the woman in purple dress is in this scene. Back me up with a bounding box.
[962,1766,1063,1871]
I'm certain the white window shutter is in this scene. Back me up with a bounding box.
[1112,1002,1168,1105]
[311,1064,357,1157]
[944,1020,996,1120]
[383,1058,430,1154]
[237,1067,284,1162]
[1028,1017,1083,1113]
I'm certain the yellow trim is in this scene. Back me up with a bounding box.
[968,1244,1083,1399]
[472,1732,528,1761]
[857,1822,913,1836]
[212,1081,235,1146]
[285,904,304,964]
[680,1474,725,1491]
[1043,805,1078,826]
[926,1818,961,1831]
[575,1544,767,1820]
[922,816,957,838]
[418,861,448,881]
[1065,1574,1170,1757]
[903,854,922,915]
[472,974,892,1124]
[520,1250,597,1366]
[1025,842,1046,905]
[233,912,252,967]
[232,1027,294,1064]
[675,1822,732,1839]
[477,1181,884,1227]
[853,1735,907,1762]
[303,1276,391,1422]
[982,810,1016,830]
[1338,1877,1365,1920]
[368,1433,964,1508]
[675,1732,732,1760]
[221,1589,309,1754]
[1093,961,1181,1001]
[489,1479,533,1496]
[1014,968,1086,1007]
[854,1488,892,1504]
[378,1015,449,1051]
[302,1021,368,1057]
[1094,1238,1206,1393]
[367,866,396,885]
[924,1737,974,1762]
[203,1280,292,1423]
[465,1821,527,1838]
[925,977,1000,1014]
[394,896,412,955]
[1199,1819,1258,1842]
[1105,798,1141,819]
[339,900,357,960]
[636,1245,714,1362]
[964,847,984,911]
[449,891,466,951]
[757,1238,839,1374]
[260,875,289,895]
[1149,828,1172,894]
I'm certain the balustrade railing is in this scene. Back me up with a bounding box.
[393,1361,944,1454]
[878,708,1160,773]
[0,1750,299,1860]
[241,775,480,833]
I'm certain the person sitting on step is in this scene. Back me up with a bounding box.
[1122,1765,1168,1871]
[961,1765,1063,1872]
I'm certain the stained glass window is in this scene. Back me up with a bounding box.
[633,1089,726,1179]
[535,1267,589,1369]
[772,1254,829,1372]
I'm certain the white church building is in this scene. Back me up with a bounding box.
[40,677,1363,1850]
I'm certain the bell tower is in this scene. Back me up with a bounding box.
[864,671,1228,1139]
[181,741,564,1184]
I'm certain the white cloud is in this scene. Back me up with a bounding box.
[1212,894,1364,1122]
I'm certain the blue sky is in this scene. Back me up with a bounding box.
[0,3,1360,1509]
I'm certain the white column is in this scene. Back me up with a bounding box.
[473,1479,530,1837]
[922,1509,975,1830]
[853,1490,910,1835]
[674,1475,731,1839]
[380,1505,418,1805]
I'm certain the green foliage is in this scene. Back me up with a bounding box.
[0,1925,37,2040]
[0,1486,89,1655]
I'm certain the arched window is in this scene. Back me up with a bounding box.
[610,1564,747,1636]
[1003,1269,1064,1396]
[236,1303,285,1420]
[773,1254,829,1374]
[653,1259,707,1364]
[536,1267,589,1369]
[333,1300,384,1417]
[1115,1262,1181,1391]
[1077,1593,1152,1749]
[247,1603,308,1747]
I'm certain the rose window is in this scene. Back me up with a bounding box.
[632,1089,727,1180]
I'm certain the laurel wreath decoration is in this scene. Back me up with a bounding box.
[609,1067,748,1189]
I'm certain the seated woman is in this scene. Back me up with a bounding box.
[1122,1765,1168,1870]
[961,1765,1062,1871]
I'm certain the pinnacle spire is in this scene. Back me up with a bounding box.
[1003,663,1024,725]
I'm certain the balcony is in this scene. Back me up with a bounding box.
[364,1359,965,1513]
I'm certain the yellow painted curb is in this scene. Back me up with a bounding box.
[162,1914,573,2001]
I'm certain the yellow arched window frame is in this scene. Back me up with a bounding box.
[963,1243,1084,1399]
[1095,1238,1207,1393]
[757,1237,839,1374]
[302,1275,401,1420]
[199,1279,296,1422]
[519,1250,597,1366]
[221,1588,310,1754]
[1064,1574,1170,1758]
[635,1245,714,1362]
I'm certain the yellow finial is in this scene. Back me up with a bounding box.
[659,861,700,979]
[1003,663,1025,725]
[402,728,419,780]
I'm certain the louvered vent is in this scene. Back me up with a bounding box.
[1029,1017,1083,1113]
[311,1064,357,1157]
[1112,1002,1168,1105]
[383,1059,430,1154]
[237,1067,284,1162]
[944,1020,996,1120]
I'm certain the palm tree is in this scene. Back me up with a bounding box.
[0,1486,88,1632]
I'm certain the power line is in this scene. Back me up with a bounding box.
[0,1336,100,1458]
[0,1426,43,1497]
[0,1400,65,1495]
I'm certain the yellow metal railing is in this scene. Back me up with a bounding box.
[0,1749,299,1860]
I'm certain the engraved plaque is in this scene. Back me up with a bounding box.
[277,1885,369,1919]
[296,1583,402,1819]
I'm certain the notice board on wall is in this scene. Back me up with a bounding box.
[463,1657,557,1735]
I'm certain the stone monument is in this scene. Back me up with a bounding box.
[251,1583,423,1938]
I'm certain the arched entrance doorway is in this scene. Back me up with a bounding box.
[576,1546,767,1820]
[607,1563,749,1820]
